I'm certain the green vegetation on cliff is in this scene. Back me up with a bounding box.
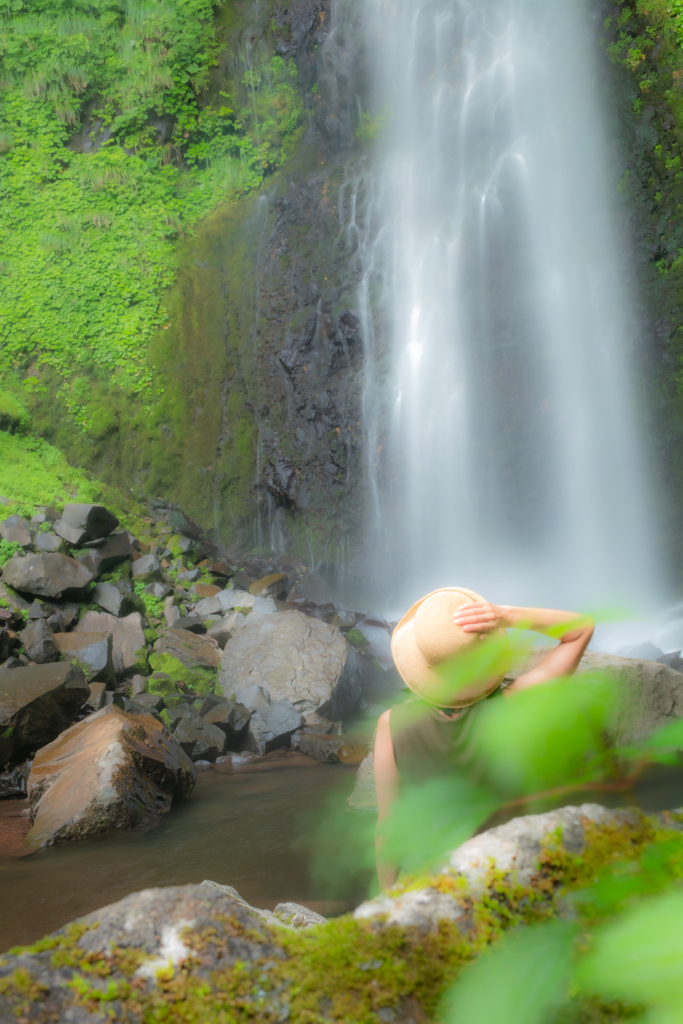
[0,0,301,418]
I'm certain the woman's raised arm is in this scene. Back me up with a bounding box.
[453,602,594,694]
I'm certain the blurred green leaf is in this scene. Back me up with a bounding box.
[471,675,616,797]
[433,630,519,706]
[578,887,683,1016]
[382,775,499,875]
[571,839,683,918]
[440,920,577,1024]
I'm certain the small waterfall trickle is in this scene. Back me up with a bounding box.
[353,0,663,613]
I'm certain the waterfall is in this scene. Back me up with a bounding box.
[353,0,662,613]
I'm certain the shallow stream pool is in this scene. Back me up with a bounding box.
[0,752,364,952]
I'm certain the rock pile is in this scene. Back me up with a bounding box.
[0,500,392,843]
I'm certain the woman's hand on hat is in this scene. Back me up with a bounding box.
[454,601,508,638]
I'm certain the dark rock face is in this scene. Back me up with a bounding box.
[0,662,90,766]
[93,580,133,617]
[53,503,120,546]
[174,712,226,761]
[2,552,94,598]
[75,531,132,575]
[202,699,251,746]
[24,706,196,848]
[132,553,162,581]
[53,631,115,684]
[245,698,305,754]
[0,762,29,798]
[19,618,58,664]
[0,885,279,1020]
[0,515,31,548]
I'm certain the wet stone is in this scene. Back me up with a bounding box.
[19,618,59,664]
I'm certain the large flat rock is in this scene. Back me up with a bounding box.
[53,504,119,546]
[218,610,363,721]
[25,705,196,848]
[0,662,90,766]
[154,627,222,669]
[1,552,93,598]
[53,631,115,684]
[507,649,683,744]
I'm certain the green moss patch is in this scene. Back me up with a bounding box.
[147,653,217,696]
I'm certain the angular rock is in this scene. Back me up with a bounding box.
[250,573,287,598]
[202,700,251,745]
[74,531,132,576]
[176,568,200,582]
[0,662,90,766]
[253,595,278,615]
[298,732,372,764]
[19,618,59,664]
[53,631,115,684]
[1,552,94,598]
[217,588,254,611]
[347,751,377,811]
[173,614,205,633]
[164,597,181,628]
[0,656,24,671]
[166,702,201,728]
[53,504,119,547]
[86,682,107,711]
[146,581,171,599]
[194,583,221,598]
[130,674,146,695]
[154,628,221,670]
[203,879,325,929]
[244,698,305,755]
[74,611,146,677]
[234,683,270,711]
[0,763,28,798]
[194,595,222,618]
[131,553,162,582]
[0,516,30,548]
[174,714,226,761]
[128,692,165,712]
[93,581,133,617]
[0,582,30,616]
[24,705,196,848]
[208,611,246,649]
[218,610,364,721]
[27,599,80,629]
[33,531,62,553]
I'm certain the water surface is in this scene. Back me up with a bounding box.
[0,752,361,952]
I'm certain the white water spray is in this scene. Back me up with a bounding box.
[352,0,662,614]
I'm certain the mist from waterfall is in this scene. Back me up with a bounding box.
[350,0,662,615]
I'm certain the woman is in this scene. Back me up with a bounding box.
[374,587,594,889]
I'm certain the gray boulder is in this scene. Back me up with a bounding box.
[164,598,181,627]
[194,595,222,617]
[217,588,254,611]
[353,803,642,930]
[218,610,364,722]
[24,706,196,847]
[0,884,277,1017]
[1,552,94,598]
[33,531,62,553]
[354,611,395,671]
[0,662,90,766]
[74,531,132,576]
[146,581,171,598]
[86,682,107,711]
[53,504,119,546]
[235,683,270,711]
[74,611,146,677]
[507,648,683,745]
[0,515,31,548]
[131,553,162,581]
[174,713,226,761]
[244,698,305,755]
[19,618,58,664]
[92,581,133,617]
[207,611,245,649]
[53,631,115,684]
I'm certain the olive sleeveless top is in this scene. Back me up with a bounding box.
[389,696,495,788]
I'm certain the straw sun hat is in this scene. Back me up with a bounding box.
[390,587,511,709]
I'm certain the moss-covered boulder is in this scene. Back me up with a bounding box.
[3,805,683,1021]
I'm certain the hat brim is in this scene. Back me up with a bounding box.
[391,587,509,708]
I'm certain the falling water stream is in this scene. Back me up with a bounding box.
[353,0,662,617]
